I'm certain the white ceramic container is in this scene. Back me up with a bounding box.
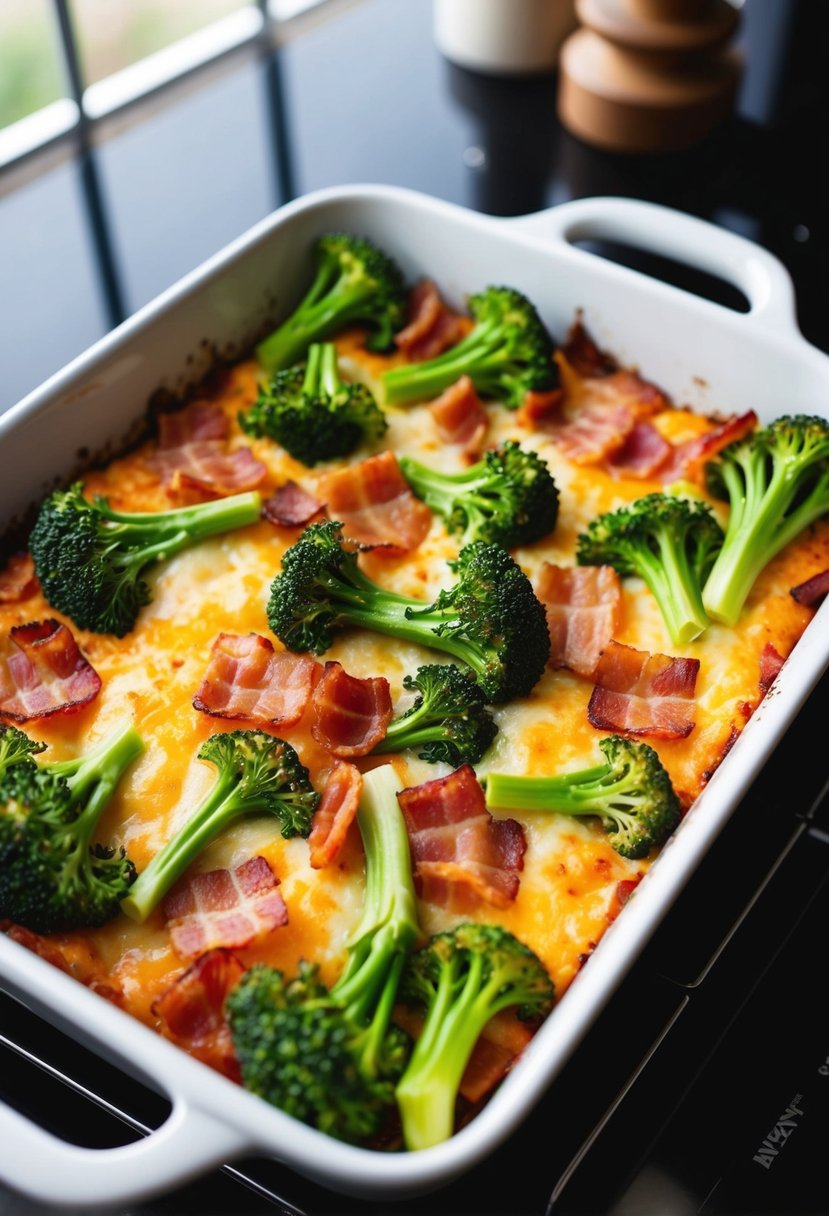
[432,0,577,75]
[1,186,828,1210]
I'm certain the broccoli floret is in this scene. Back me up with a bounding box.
[266,521,550,703]
[484,735,680,860]
[702,415,829,626]
[577,492,723,645]
[29,482,262,637]
[121,730,318,923]
[0,724,46,777]
[399,441,559,550]
[381,285,558,409]
[0,721,143,933]
[395,923,555,1150]
[227,765,419,1143]
[239,342,387,467]
[255,233,407,375]
[373,663,498,766]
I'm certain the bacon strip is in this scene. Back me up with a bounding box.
[262,482,323,528]
[149,399,266,497]
[317,451,432,554]
[152,948,244,1081]
[0,619,101,722]
[588,640,699,740]
[395,280,468,362]
[429,376,489,455]
[606,422,672,479]
[596,370,670,418]
[607,875,643,923]
[158,400,229,447]
[193,632,321,727]
[310,661,392,757]
[551,403,635,465]
[398,765,526,911]
[163,856,288,959]
[308,761,362,869]
[561,319,617,378]
[790,568,829,608]
[517,387,565,431]
[4,923,121,1002]
[658,411,758,485]
[759,642,785,695]
[535,564,621,678]
[0,553,37,603]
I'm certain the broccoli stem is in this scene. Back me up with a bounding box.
[256,274,370,374]
[634,534,710,644]
[485,766,640,815]
[372,715,448,754]
[395,953,519,1151]
[702,450,826,626]
[333,765,419,996]
[382,319,500,406]
[121,764,239,922]
[398,457,491,521]
[330,765,419,1072]
[50,722,144,856]
[101,492,263,566]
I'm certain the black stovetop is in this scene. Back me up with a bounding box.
[1,2,827,1213]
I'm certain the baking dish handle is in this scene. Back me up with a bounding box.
[512,196,800,335]
[0,1097,249,1210]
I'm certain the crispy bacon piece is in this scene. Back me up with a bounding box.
[149,399,266,497]
[429,376,489,454]
[193,632,321,727]
[0,553,38,603]
[561,319,617,378]
[163,856,288,960]
[262,481,323,528]
[460,1015,534,1103]
[4,923,122,1001]
[4,923,76,974]
[607,874,643,923]
[310,661,392,757]
[157,400,229,447]
[597,370,670,418]
[308,761,363,869]
[790,568,829,608]
[658,411,758,485]
[516,387,564,429]
[397,764,526,911]
[759,642,785,695]
[606,422,672,479]
[317,451,432,553]
[551,403,635,465]
[588,640,699,740]
[153,948,244,1081]
[395,279,468,363]
[535,564,621,678]
[0,619,101,722]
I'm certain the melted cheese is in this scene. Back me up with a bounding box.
[2,329,827,1037]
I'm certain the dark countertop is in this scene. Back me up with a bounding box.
[1,2,828,1214]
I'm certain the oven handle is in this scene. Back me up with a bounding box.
[0,1097,250,1210]
[510,195,800,336]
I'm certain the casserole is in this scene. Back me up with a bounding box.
[1,186,828,1209]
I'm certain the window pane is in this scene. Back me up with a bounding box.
[69,0,252,85]
[0,0,66,131]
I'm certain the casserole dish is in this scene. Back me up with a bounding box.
[1,185,828,1210]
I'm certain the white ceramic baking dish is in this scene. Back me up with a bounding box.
[1,186,828,1211]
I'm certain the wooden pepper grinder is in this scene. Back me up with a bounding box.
[557,0,743,153]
